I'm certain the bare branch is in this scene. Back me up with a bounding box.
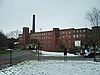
[86,7,100,26]
[6,30,21,39]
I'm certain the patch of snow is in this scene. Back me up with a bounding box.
[32,50,79,56]
[0,60,100,75]
[41,51,78,56]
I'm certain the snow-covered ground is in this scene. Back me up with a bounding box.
[0,51,99,75]
[0,60,100,75]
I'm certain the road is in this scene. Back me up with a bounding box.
[0,50,36,69]
[0,50,94,69]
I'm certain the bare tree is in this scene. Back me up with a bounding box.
[86,7,100,62]
[86,7,100,46]
[6,30,21,39]
[86,7,100,26]
[0,31,7,49]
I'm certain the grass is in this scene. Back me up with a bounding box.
[0,50,11,54]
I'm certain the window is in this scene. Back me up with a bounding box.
[63,31,65,34]
[69,35,71,38]
[69,45,71,47]
[76,35,78,38]
[73,35,75,38]
[76,30,79,33]
[80,34,82,37]
[83,35,85,37]
[83,30,86,32]
[66,35,68,37]
[73,30,75,33]
[80,30,82,33]
[69,40,71,43]
[69,31,71,34]
[66,31,68,34]
[63,36,65,38]
[66,40,68,42]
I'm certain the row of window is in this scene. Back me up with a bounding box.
[40,40,52,44]
[73,34,85,38]
[31,36,52,40]
[31,34,86,40]
[42,32,52,36]
[59,34,86,39]
[31,30,87,39]
[60,30,86,35]
[32,32,52,37]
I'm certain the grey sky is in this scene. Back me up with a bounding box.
[0,0,100,33]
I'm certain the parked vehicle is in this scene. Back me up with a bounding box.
[83,48,100,58]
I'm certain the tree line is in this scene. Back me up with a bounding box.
[0,30,20,50]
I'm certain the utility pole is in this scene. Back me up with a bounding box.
[93,45,96,62]
[40,28,42,52]
[9,49,12,66]
[37,28,42,61]
[38,49,39,61]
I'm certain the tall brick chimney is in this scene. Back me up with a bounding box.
[32,15,35,33]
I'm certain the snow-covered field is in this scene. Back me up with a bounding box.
[0,51,100,75]
[0,60,100,75]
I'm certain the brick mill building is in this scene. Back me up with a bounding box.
[19,15,100,52]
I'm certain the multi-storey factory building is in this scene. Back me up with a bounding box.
[19,15,100,52]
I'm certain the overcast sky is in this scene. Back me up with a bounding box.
[0,0,100,34]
